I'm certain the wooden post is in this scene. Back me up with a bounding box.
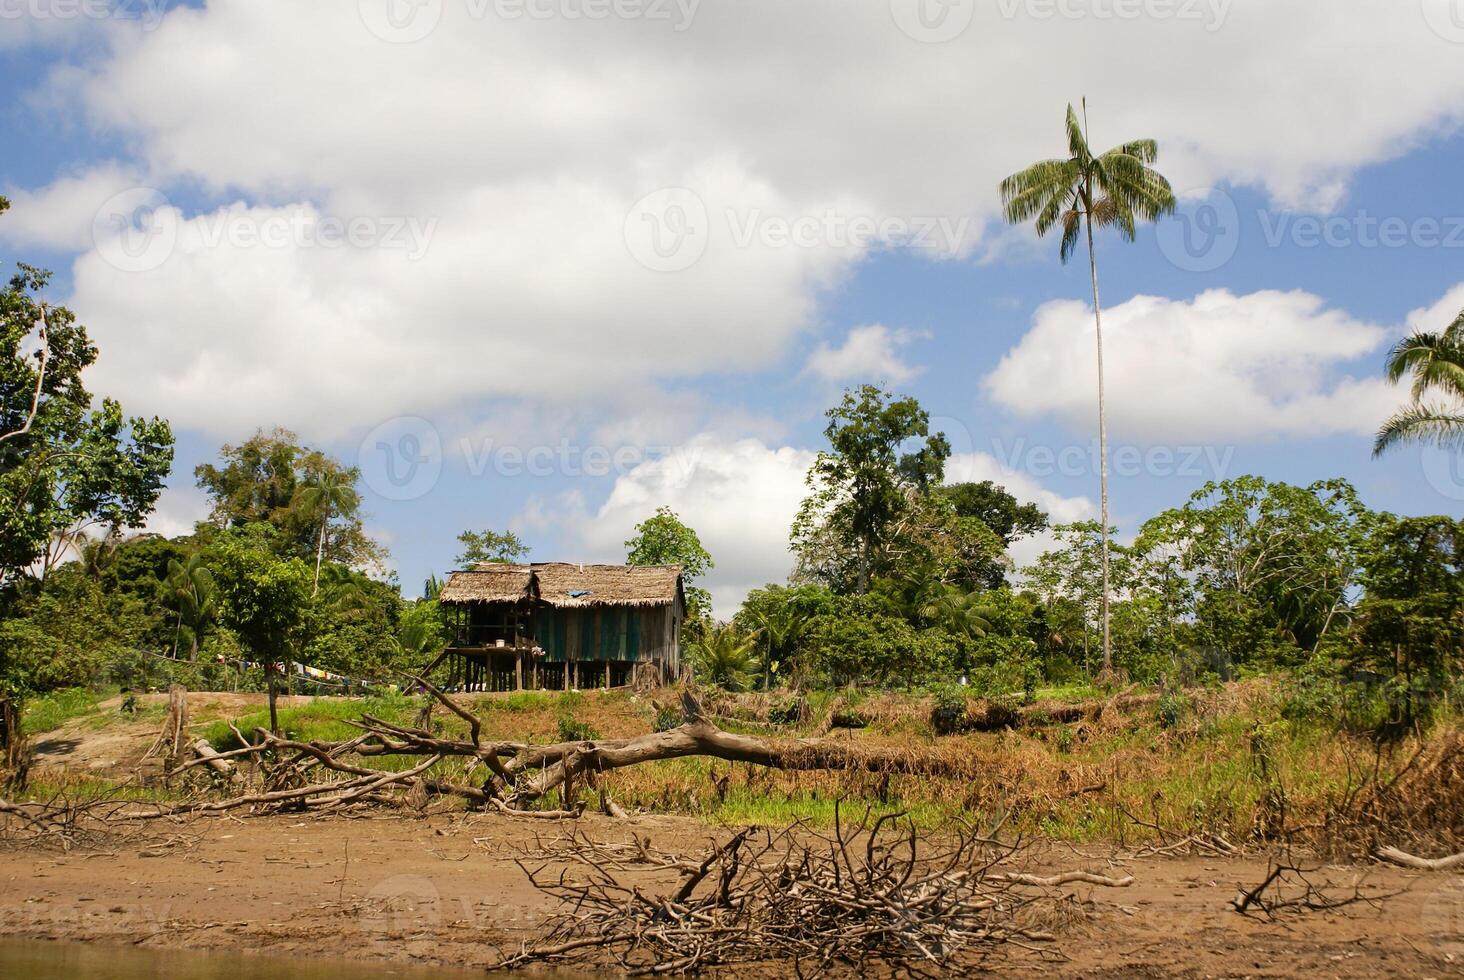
[564,661,570,690]
[604,662,610,690]
[515,652,523,691]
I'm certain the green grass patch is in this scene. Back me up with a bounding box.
[201,691,421,749]
[22,687,113,734]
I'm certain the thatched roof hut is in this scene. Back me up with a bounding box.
[436,562,686,692]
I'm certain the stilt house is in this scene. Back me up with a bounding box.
[435,563,685,691]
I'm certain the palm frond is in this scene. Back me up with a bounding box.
[1373,402,1464,456]
[1064,103,1092,166]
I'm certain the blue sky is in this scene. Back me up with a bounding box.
[4,1,1464,611]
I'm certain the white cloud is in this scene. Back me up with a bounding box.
[0,163,140,252]
[1404,282,1464,336]
[515,434,815,616]
[140,484,211,539]
[983,289,1403,443]
[803,324,925,386]
[0,0,1454,437]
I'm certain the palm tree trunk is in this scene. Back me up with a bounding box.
[1084,212,1113,674]
[312,518,326,597]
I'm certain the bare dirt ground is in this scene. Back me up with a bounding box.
[1,809,1460,978]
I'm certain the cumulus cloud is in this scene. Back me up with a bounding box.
[0,0,1456,437]
[804,324,925,386]
[515,434,815,616]
[0,163,141,252]
[983,289,1402,443]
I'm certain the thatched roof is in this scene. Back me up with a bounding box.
[533,563,682,608]
[439,562,682,608]
[438,563,533,603]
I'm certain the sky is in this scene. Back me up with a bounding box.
[3,0,1464,614]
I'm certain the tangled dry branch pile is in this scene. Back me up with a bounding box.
[494,807,1089,975]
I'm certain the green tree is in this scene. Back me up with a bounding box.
[1375,307,1464,455]
[936,482,1048,547]
[1001,101,1175,672]
[1348,515,1464,714]
[0,261,174,593]
[733,583,833,689]
[210,534,313,733]
[455,528,530,566]
[791,385,951,594]
[625,506,714,619]
[0,564,152,700]
[1136,477,1372,666]
[195,429,382,571]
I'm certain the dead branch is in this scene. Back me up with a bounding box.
[1373,845,1464,871]
[492,805,1067,974]
[996,870,1134,888]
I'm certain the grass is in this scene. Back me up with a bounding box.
[21,687,114,734]
[200,691,420,749]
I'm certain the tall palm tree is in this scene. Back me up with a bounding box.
[1375,308,1464,455]
[164,555,219,660]
[1000,100,1175,673]
[297,471,360,595]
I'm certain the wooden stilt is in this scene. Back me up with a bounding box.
[604,662,610,690]
[564,661,570,690]
[515,653,523,691]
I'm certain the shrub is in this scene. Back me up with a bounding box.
[654,704,681,732]
[929,684,968,736]
[1155,690,1190,729]
[557,716,599,742]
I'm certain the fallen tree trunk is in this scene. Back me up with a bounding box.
[510,719,973,802]
[1373,846,1464,871]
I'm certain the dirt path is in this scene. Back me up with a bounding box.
[1,810,1458,977]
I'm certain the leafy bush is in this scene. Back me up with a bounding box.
[557,716,599,742]
[768,696,807,726]
[1155,689,1190,729]
[928,684,968,736]
[654,704,681,732]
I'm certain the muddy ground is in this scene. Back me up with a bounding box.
[5,691,1463,976]
[1,809,1460,978]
